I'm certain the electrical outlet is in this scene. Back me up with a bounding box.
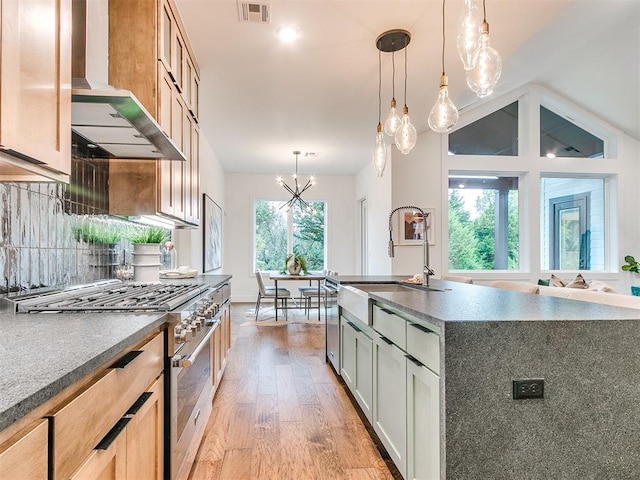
[513,379,544,399]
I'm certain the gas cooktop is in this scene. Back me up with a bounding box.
[3,279,210,313]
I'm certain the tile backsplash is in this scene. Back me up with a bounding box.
[0,157,153,294]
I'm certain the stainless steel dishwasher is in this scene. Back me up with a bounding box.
[324,280,339,373]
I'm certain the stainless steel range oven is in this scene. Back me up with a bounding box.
[3,278,231,480]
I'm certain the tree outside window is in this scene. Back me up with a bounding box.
[254,199,326,272]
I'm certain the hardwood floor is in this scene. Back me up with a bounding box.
[188,303,397,480]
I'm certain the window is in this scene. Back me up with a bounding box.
[540,106,604,158]
[448,175,519,270]
[540,177,605,271]
[254,199,326,272]
[448,101,518,156]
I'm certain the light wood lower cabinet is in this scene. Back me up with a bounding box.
[69,376,163,480]
[0,419,48,480]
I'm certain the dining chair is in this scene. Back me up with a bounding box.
[298,270,337,318]
[255,271,291,321]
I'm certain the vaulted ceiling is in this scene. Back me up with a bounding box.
[175,0,639,175]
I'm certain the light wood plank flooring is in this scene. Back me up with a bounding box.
[188,303,398,480]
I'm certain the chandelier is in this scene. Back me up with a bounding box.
[277,151,316,212]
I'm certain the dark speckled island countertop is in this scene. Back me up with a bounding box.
[0,274,231,433]
[335,276,640,479]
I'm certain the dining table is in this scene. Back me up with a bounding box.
[269,272,325,321]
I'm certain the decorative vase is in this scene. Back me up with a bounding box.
[287,256,302,275]
[132,243,161,282]
[632,286,640,297]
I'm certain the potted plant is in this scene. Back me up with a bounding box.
[284,253,308,275]
[622,255,640,296]
[127,226,170,282]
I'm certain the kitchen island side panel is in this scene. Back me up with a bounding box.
[444,319,640,479]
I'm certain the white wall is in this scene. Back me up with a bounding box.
[390,131,444,277]
[224,173,356,302]
[355,155,393,275]
[174,135,226,272]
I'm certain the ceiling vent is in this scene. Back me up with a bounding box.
[237,1,270,23]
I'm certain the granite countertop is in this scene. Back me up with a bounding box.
[343,278,640,325]
[0,274,232,433]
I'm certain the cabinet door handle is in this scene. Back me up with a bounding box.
[125,391,153,416]
[346,320,362,333]
[110,350,143,369]
[379,335,394,345]
[405,354,425,368]
[409,322,435,335]
[95,417,131,450]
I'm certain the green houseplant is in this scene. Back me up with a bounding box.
[622,255,640,296]
[127,227,170,282]
[284,253,308,275]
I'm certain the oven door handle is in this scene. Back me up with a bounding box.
[172,322,217,368]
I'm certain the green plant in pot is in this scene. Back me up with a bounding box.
[127,226,170,282]
[621,255,640,296]
[284,253,308,275]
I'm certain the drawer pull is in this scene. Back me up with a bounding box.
[95,418,130,450]
[380,335,394,345]
[125,392,153,416]
[409,323,435,334]
[110,350,143,369]
[405,354,425,368]
[346,320,362,333]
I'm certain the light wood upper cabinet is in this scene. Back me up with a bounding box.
[0,0,71,181]
[0,419,48,480]
[109,0,201,226]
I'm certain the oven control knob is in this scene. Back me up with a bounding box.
[174,329,187,343]
[192,318,203,330]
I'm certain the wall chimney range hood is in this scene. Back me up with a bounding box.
[71,0,185,161]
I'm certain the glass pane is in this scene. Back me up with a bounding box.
[292,202,325,272]
[558,207,580,269]
[540,106,604,158]
[540,177,604,270]
[448,175,519,270]
[448,102,518,156]
[254,200,287,271]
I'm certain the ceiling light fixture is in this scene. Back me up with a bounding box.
[373,48,388,177]
[465,0,502,97]
[456,0,482,71]
[428,0,459,133]
[383,48,401,136]
[277,25,300,43]
[277,150,316,212]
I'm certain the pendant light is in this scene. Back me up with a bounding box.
[373,49,388,177]
[428,0,459,133]
[277,151,316,212]
[466,0,502,98]
[394,38,417,154]
[456,0,482,71]
[383,50,401,136]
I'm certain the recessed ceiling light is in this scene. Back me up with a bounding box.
[277,25,300,43]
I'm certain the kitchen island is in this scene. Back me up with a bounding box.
[328,276,640,479]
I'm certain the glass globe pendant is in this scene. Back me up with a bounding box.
[466,20,502,97]
[384,98,402,135]
[394,105,417,154]
[428,75,459,133]
[456,0,482,70]
[373,124,387,177]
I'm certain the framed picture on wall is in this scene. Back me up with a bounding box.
[203,194,222,272]
[397,208,435,246]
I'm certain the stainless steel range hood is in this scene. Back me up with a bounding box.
[71,0,185,161]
